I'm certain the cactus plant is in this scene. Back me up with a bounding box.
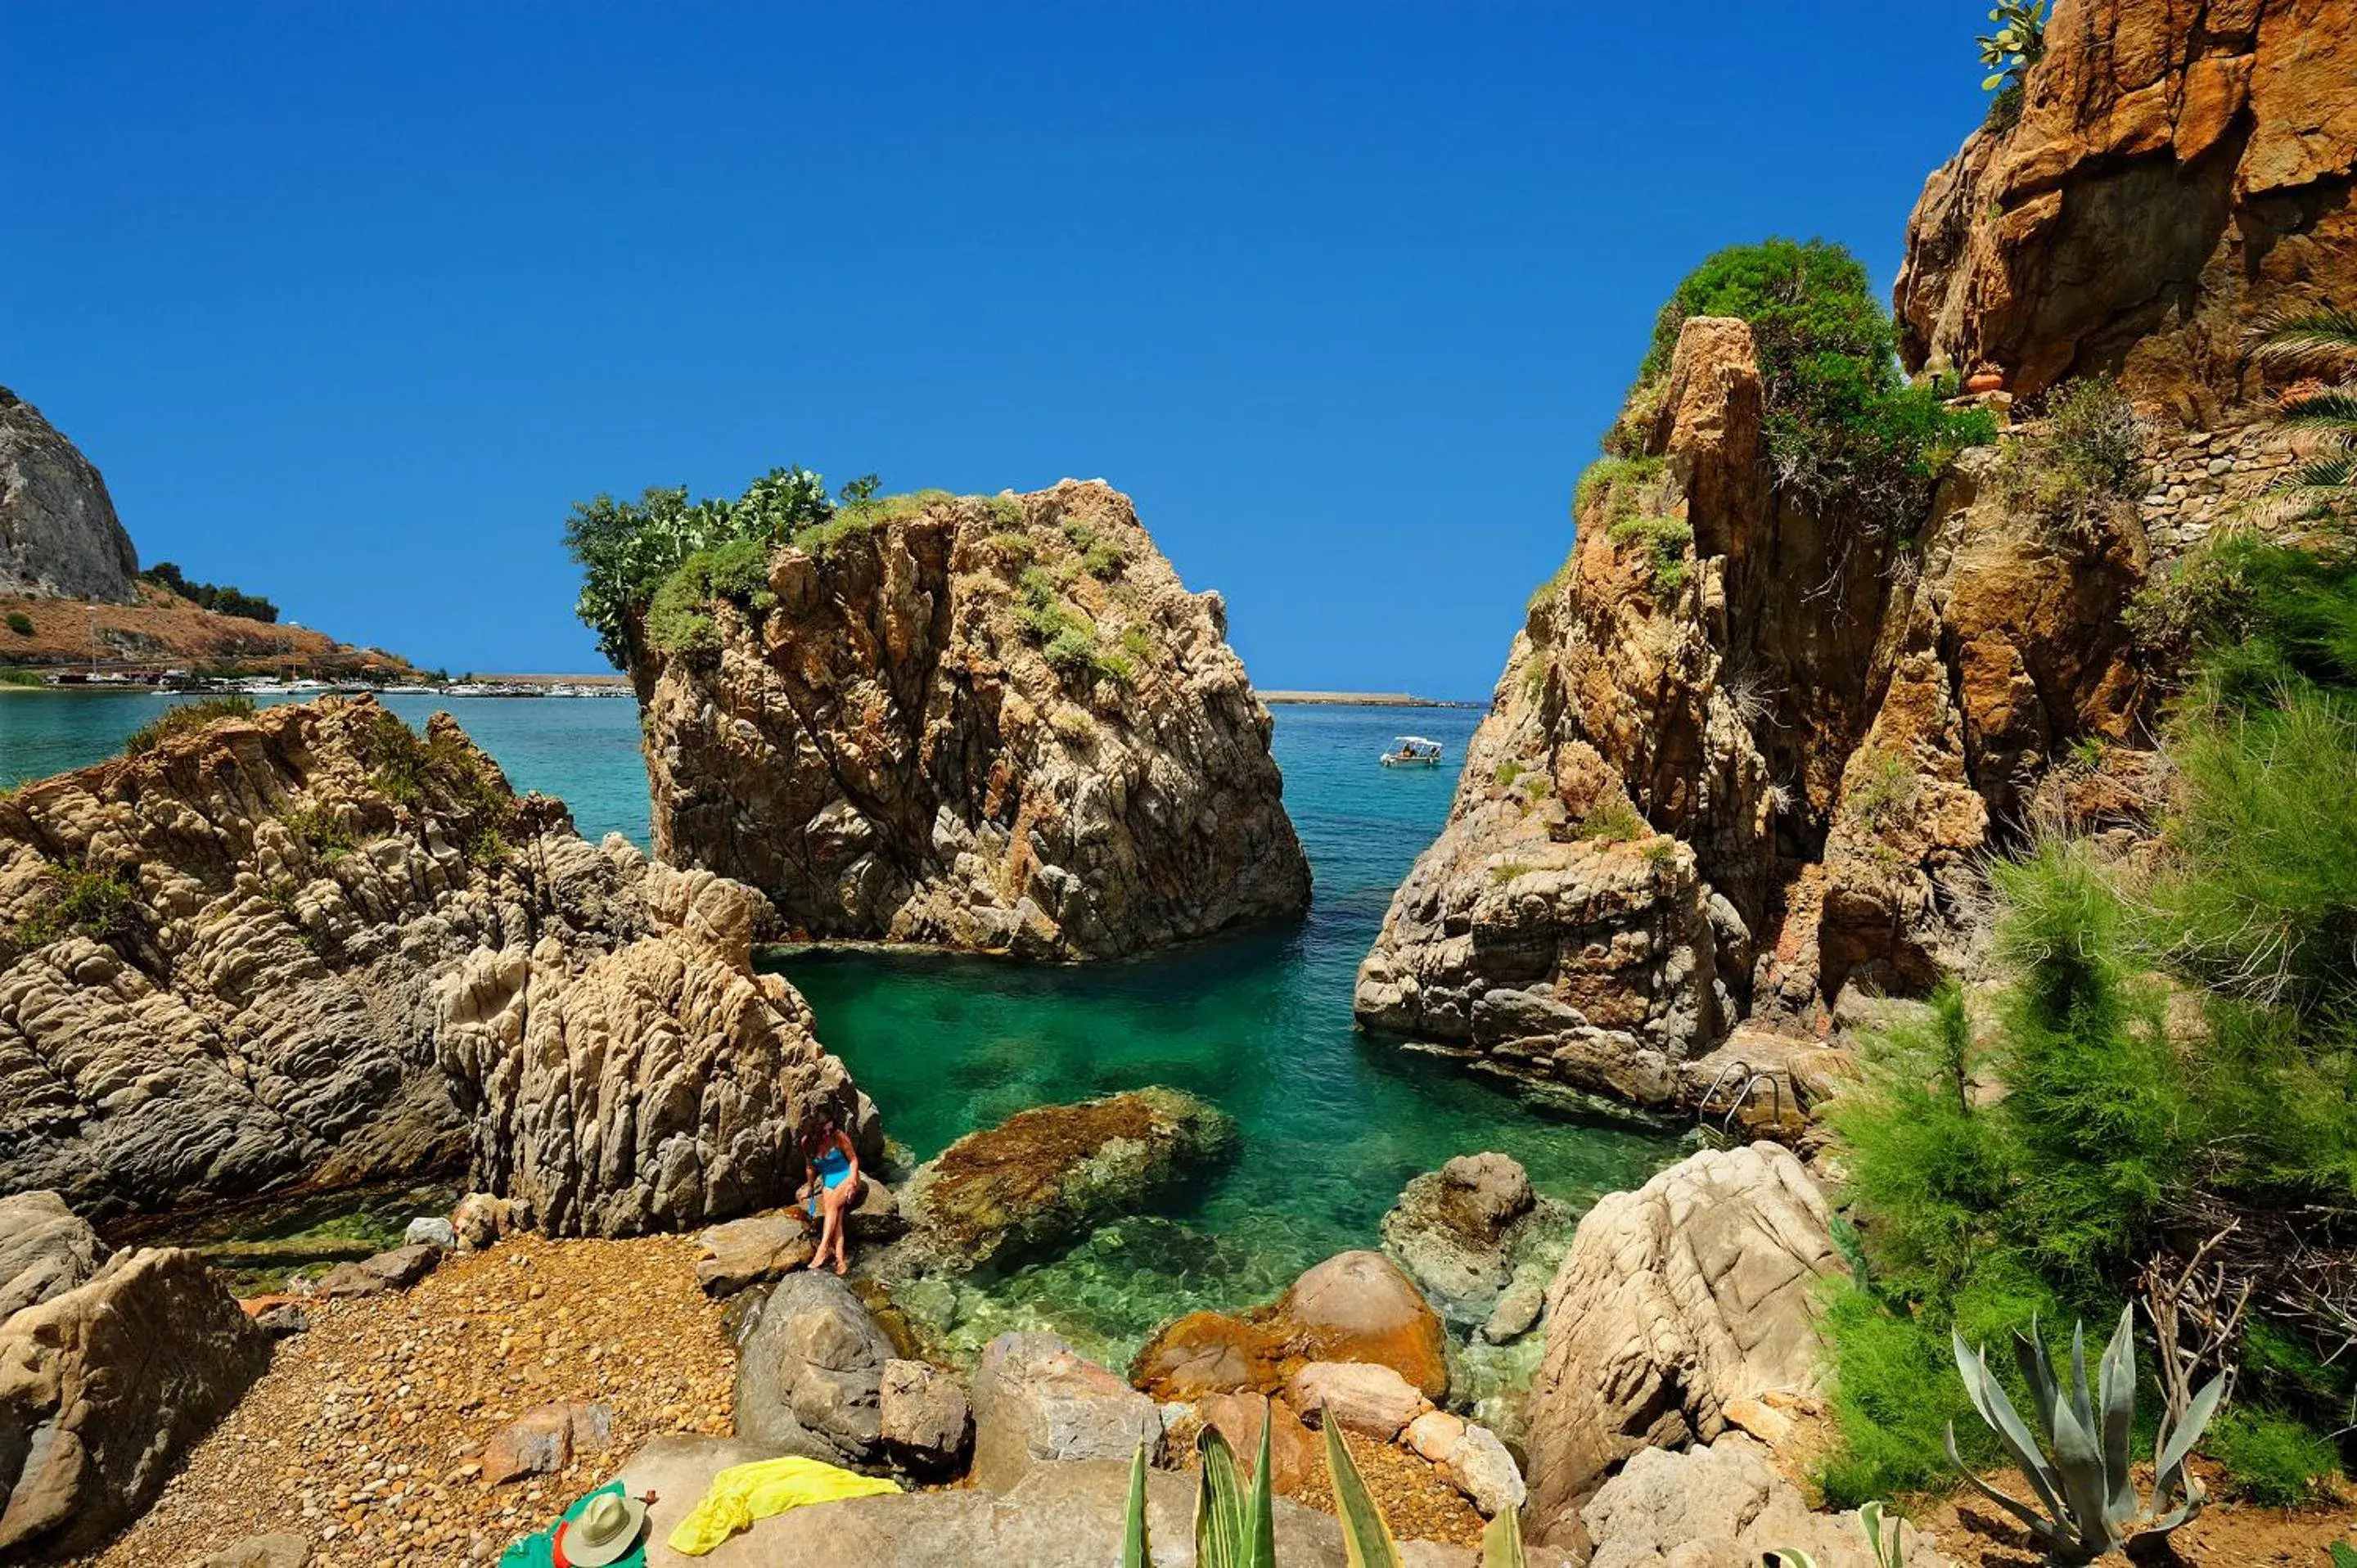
[1945,1305,2224,1565]
[1977,1,2047,92]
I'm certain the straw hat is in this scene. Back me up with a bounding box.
[559,1490,649,1566]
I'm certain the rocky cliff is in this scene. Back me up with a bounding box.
[1355,316,2148,1102]
[1895,0,2356,419]
[633,480,1310,959]
[0,386,138,603]
[0,696,873,1232]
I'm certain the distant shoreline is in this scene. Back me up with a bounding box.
[1260,690,1482,709]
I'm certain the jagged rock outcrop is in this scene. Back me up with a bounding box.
[632,480,1310,959]
[0,695,872,1232]
[1895,0,2357,419]
[1521,1143,1839,1545]
[0,1246,271,1559]
[1357,315,2147,1095]
[1131,1249,1451,1405]
[0,386,138,604]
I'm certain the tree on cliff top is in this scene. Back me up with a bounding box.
[563,466,831,670]
[1632,237,1994,526]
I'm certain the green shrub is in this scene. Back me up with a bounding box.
[1635,239,1994,523]
[122,696,258,758]
[277,801,354,862]
[986,493,1025,528]
[1575,455,1665,523]
[1489,860,1535,885]
[140,561,279,622]
[1573,795,1644,845]
[2208,1407,2340,1505]
[1607,514,1692,594]
[1844,751,1920,829]
[1120,624,1156,672]
[1999,377,2147,538]
[1494,761,1526,787]
[1638,836,1678,867]
[0,665,41,687]
[987,530,1038,570]
[12,860,141,952]
[6,612,32,637]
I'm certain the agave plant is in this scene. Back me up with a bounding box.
[1977,1,2048,92]
[1945,1305,2224,1566]
[1118,1409,1535,1567]
[1859,1499,1905,1568]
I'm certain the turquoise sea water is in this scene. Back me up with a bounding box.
[2,690,1676,1363]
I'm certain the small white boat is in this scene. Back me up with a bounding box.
[1380,736,1444,768]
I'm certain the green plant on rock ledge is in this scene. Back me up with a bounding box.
[1978,2,2047,93]
[121,696,257,759]
[1607,513,1692,595]
[1947,1306,2220,1566]
[1999,377,2147,542]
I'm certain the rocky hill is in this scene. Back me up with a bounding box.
[629,480,1311,960]
[1895,0,2355,419]
[0,385,138,602]
[0,695,874,1231]
[1356,0,2355,1111]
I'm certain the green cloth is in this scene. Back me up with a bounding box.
[497,1481,647,1568]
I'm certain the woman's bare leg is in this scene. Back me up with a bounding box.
[812,1185,846,1268]
[820,1183,854,1273]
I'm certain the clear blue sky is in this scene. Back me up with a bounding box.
[4,3,1990,696]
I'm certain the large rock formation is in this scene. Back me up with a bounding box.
[1356,315,2147,1099]
[1581,1436,1948,1568]
[1895,0,2357,419]
[0,386,138,603]
[0,695,872,1232]
[0,1246,271,1559]
[1521,1143,1840,1545]
[631,480,1310,959]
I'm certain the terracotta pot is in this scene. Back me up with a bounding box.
[1965,367,2007,394]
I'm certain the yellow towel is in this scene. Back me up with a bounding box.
[665,1455,903,1556]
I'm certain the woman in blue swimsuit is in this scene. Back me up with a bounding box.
[799,1108,862,1275]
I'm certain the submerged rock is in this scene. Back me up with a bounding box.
[1131,1248,1450,1405]
[890,1088,1235,1277]
[1522,1143,1839,1544]
[629,480,1312,961]
[1380,1152,1570,1330]
[0,695,874,1235]
[0,1246,271,1559]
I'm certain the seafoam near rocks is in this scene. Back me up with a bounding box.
[0,695,870,1233]
[632,480,1311,959]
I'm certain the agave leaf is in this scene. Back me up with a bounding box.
[1122,1443,1151,1568]
[2009,1318,2059,1444]
[1197,1426,1248,1567]
[1859,1499,1898,1568]
[2142,1489,2207,1536]
[2328,1541,2357,1568]
[1945,1425,2071,1550]
[1479,1505,1528,1568]
[2066,1318,2096,1448]
[2098,1305,2138,1525]
[1325,1419,1404,1568]
[1764,1553,1820,1568]
[2045,1377,2116,1555]
[2155,1372,2228,1496]
[1958,1333,2071,1521]
[1244,1403,1278,1568]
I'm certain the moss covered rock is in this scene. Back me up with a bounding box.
[891,1088,1234,1277]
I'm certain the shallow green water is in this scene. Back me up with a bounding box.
[4,690,1677,1363]
[777,704,1675,1363]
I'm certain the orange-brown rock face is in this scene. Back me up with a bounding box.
[635,480,1310,960]
[1895,0,2357,417]
[1356,318,2149,1099]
